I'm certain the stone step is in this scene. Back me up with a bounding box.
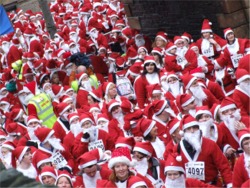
[127,17,141,30]
[220,0,243,14]
[124,4,132,17]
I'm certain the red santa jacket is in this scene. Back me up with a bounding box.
[233,86,250,116]
[76,88,90,109]
[174,137,232,186]
[6,45,22,68]
[63,132,75,156]
[29,38,44,58]
[164,53,183,73]
[107,118,125,142]
[204,79,225,101]
[233,153,249,188]
[73,128,115,159]
[185,178,215,187]
[52,118,70,142]
[198,88,220,108]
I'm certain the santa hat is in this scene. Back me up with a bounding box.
[56,102,71,116]
[143,56,156,66]
[127,63,142,77]
[102,82,115,95]
[51,84,64,98]
[23,81,39,95]
[32,152,52,170]
[173,36,184,45]
[151,47,163,56]
[115,19,125,27]
[168,118,181,135]
[137,46,148,54]
[190,42,199,50]
[210,103,221,120]
[146,84,162,99]
[97,113,109,124]
[238,129,250,148]
[235,68,250,84]
[164,153,184,174]
[39,166,57,184]
[115,137,135,151]
[165,42,177,52]
[89,88,102,102]
[126,47,138,60]
[11,146,29,168]
[223,28,234,39]
[116,57,125,68]
[155,31,168,42]
[151,99,168,116]
[108,52,120,61]
[107,99,121,113]
[5,122,26,136]
[133,141,155,157]
[79,113,94,125]
[59,95,73,103]
[176,94,195,111]
[16,8,23,15]
[0,129,7,140]
[220,97,237,113]
[63,85,73,94]
[166,71,178,81]
[10,108,23,121]
[127,176,147,188]
[2,141,16,151]
[55,170,73,186]
[89,103,101,113]
[181,32,193,43]
[201,19,212,33]
[33,60,44,70]
[190,67,205,79]
[68,113,79,124]
[181,74,197,90]
[26,115,42,125]
[77,148,103,169]
[23,27,35,36]
[120,99,134,113]
[34,127,54,143]
[76,72,88,83]
[137,118,156,137]
[195,106,212,119]
[108,147,134,169]
[179,115,198,135]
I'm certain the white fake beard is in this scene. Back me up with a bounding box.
[190,85,207,104]
[169,81,181,97]
[243,153,250,177]
[47,137,65,151]
[84,126,98,142]
[2,43,10,54]
[198,118,213,139]
[70,35,78,43]
[27,125,40,139]
[66,68,72,76]
[165,174,186,188]
[90,31,98,39]
[0,104,10,113]
[184,130,202,152]
[176,46,187,57]
[70,46,80,54]
[81,80,92,91]
[135,38,145,48]
[70,122,82,137]
[24,93,34,106]
[221,109,241,135]
[239,82,250,95]
[133,157,148,176]
[45,89,55,100]
[97,122,109,133]
[1,152,12,169]
[112,111,124,125]
[161,81,169,92]
[54,37,60,43]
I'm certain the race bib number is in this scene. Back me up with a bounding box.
[176,56,188,68]
[231,54,243,68]
[185,161,205,180]
[153,179,164,188]
[88,139,105,152]
[202,45,214,57]
[52,152,67,169]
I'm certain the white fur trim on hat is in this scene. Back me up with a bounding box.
[220,104,236,113]
[143,121,156,137]
[164,166,184,174]
[169,121,180,135]
[59,104,71,116]
[14,109,23,121]
[108,102,120,112]
[108,156,131,169]
[156,35,167,42]
[55,173,73,186]
[181,96,195,107]
[133,146,152,157]
[155,100,168,116]
[69,115,79,124]
[79,73,88,82]
[39,172,57,183]
[167,74,178,81]
[174,38,184,45]
[131,181,147,188]
[185,76,197,89]
[183,121,198,130]
[201,29,212,33]
[239,134,250,148]
[78,159,97,169]
[27,118,42,125]
[144,59,157,66]
[237,75,250,84]
[37,158,52,168]
[115,143,132,150]
[105,82,113,95]
[80,118,94,125]
[18,146,29,162]
[224,29,233,39]
[151,49,162,56]
[97,118,108,124]
[195,110,212,118]
[2,143,15,150]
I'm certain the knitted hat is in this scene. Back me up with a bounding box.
[108,147,134,169]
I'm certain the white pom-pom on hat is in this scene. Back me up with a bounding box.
[179,130,184,136]
[176,155,182,162]
[209,22,212,25]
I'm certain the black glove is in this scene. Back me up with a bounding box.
[58,166,72,174]
[83,132,90,139]
[26,141,38,148]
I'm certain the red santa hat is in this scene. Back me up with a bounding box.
[168,118,180,135]
[76,72,88,82]
[164,153,185,174]
[5,122,26,136]
[238,129,250,148]
[2,141,16,151]
[56,102,71,116]
[77,148,103,169]
[151,99,168,116]
[235,68,250,84]
[137,46,148,54]
[137,118,156,137]
[89,103,101,113]
[143,56,156,66]
[63,85,73,94]
[189,42,199,50]
[179,115,198,134]
[126,47,138,60]
[220,97,237,113]
[108,147,134,169]
[0,129,7,140]
[127,63,142,77]
[165,42,177,52]
[97,113,109,124]
[115,19,126,27]
[23,81,39,95]
[223,28,234,39]
[210,103,221,120]
[16,8,23,15]
[120,99,134,113]
[115,137,135,151]
[10,108,23,121]
[79,113,94,125]
[107,99,121,113]
[181,32,193,43]
[33,59,44,70]
[190,67,205,79]
[133,141,155,157]
[11,146,29,168]
[127,176,147,188]
[166,71,178,81]
[173,36,184,45]
[108,52,120,61]
[33,152,52,170]
[23,27,35,36]
[68,113,79,124]
[195,105,212,119]
[55,170,73,186]
[59,95,73,103]
[111,26,121,33]
[146,84,162,99]
[34,127,54,144]
[180,74,197,90]
[89,88,102,102]
[151,47,163,56]
[176,94,195,112]
[201,19,212,33]
[155,31,168,42]
[116,57,125,68]
[39,166,58,184]
[51,84,64,98]
[102,82,115,96]
[26,115,42,126]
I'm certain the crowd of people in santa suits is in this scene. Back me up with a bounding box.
[0,0,249,187]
